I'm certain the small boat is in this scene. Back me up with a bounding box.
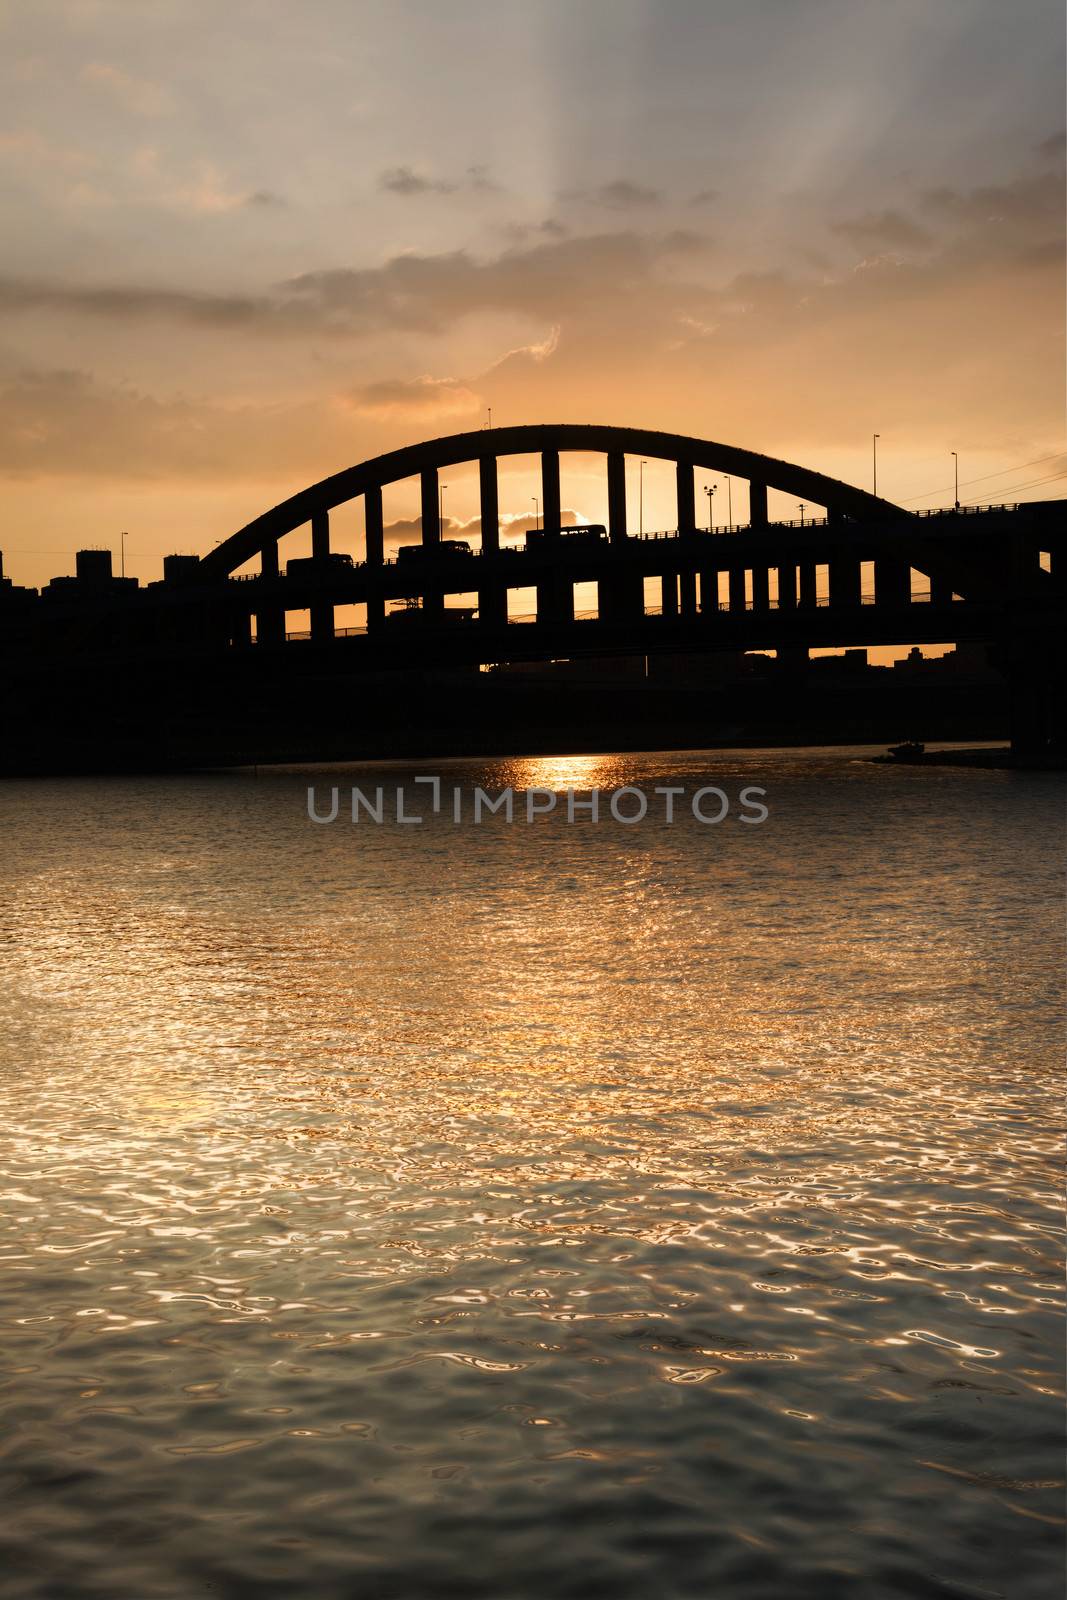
[885,740,926,761]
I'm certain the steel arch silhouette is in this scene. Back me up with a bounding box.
[200,423,908,577]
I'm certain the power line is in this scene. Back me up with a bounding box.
[900,451,1066,503]
[960,468,1067,504]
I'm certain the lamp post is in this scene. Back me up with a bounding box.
[724,475,732,531]
[797,503,805,526]
[873,434,879,497]
[439,483,448,536]
[951,451,959,509]
[704,483,716,532]
[531,495,539,531]
[120,530,128,579]
[639,460,648,537]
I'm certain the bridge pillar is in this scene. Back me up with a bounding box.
[364,486,385,632]
[875,556,910,608]
[676,462,696,536]
[310,508,334,643]
[477,455,506,628]
[752,564,770,612]
[536,571,573,627]
[750,481,768,529]
[479,456,499,555]
[929,570,953,606]
[541,450,561,536]
[699,568,717,615]
[679,567,698,618]
[420,468,440,547]
[607,451,627,543]
[728,568,745,613]
[661,572,678,617]
[798,560,817,611]
[829,556,861,608]
[231,608,253,647]
[777,560,796,611]
[256,539,285,647]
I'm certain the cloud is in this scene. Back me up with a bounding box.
[561,179,662,209]
[281,230,706,335]
[245,189,286,208]
[345,375,482,420]
[379,163,500,196]
[831,210,932,252]
[0,129,96,171]
[689,188,718,207]
[380,509,586,549]
[81,61,176,117]
[1037,130,1066,162]
[0,276,271,327]
[920,171,1063,232]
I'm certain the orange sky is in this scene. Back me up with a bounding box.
[0,0,1064,602]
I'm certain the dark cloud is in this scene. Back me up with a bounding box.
[245,189,286,208]
[379,163,500,196]
[0,277,269,326]
[690,188,718,207]
[1037,130,1066,162]
[920,171,1063,231]
[831,210,933,252]
[380,165,453,195]
[561,179,662,209]
[281,231,707,334]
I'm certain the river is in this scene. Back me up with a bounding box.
[0,748,1062,1599]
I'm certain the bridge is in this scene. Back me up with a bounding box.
[2,423,1063,769]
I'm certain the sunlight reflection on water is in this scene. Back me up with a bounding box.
[0,749,1063,1600]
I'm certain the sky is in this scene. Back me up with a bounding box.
[0,0,1064,589]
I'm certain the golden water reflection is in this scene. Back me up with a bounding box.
[0,756,1062,1599]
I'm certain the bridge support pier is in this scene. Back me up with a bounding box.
[830,556,861,608]
[364,485,385,632]
[421,468,441,548]
[661,573,678,617]
[679,568,698,619]
[875,556,910,608]
[752,565,770,612]
[728,568,745,613]
[1004,634,1063,761]
[700,568,717,615]
[601,567,644,624]
[607,451,627,543]
[310,508,334,643]
[749,481,768,529]
[477,456,507,628]
[257,538,285,647]
[676,462,696,536]
[798,561,817,611]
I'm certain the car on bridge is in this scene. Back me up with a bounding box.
[396,540,474,564]
[525,523,608,550]
[285,553,355,578]
[383,600,479,628]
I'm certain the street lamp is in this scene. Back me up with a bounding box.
[704,483,716,532]
[531,495,539,531]
[439,483,448,534]
[120,530,128,579]
[873,434,880,497]
[951,451,959,509]
[724,475,732,531]
[797,503,805,526]
[639,460,648,537]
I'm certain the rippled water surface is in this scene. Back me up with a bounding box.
[0,749,1063,1600]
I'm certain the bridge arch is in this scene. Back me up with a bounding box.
[199,423,908,578]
